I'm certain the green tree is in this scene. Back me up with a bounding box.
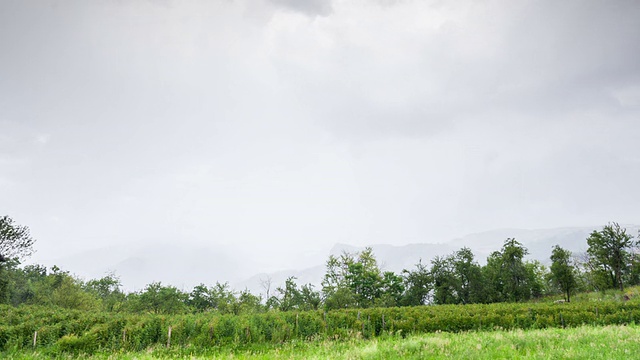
[135,282,188,314]
[524,260,548,299]
[0,258,21,304]
[0,216,36,303]
[85,273,125,311]
[482,239,533,302]
[501,238,530,301]
[376,271,405,307]
[430,255,457,305]
[275,277,302,311]
[9,263,47,305]
[298,284,321,311]
[322,248,384,310]
[234,289,263,314]
[587,223,637,291]
[321,252,354,309]
[51,274,100,311]
[401,260,431,306]
[189,283,214,312]
[550,245,577,302]
[0,216,36,263]
[345,248,383,308]
[209,282,237,314]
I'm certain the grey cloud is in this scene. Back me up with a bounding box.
[270,0,640,141]
[268,0,332,17]
[2,0,640,287]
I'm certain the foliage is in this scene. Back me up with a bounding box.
[322,248,398,310]
[0,216,36,263]
[0,294,639,355]
[129,282,188,314]
[0,216,36,303]
[587,222,638,291]
[3,324,640,359]
[550,245,577,302]
[401,260,431,306]
[85,273,125,312]
[483,239,545,303]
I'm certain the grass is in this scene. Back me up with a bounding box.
[533,286,640,304]
[5,324,640,359]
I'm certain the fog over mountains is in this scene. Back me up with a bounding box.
[34,224,639,295]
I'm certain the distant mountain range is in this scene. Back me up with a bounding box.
[234,225,640,296]
[36,225,639,295]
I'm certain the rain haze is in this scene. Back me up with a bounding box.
[1,0,640,290]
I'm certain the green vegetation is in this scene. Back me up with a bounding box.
[2,217,639,316]
[1,291,639,355]
[3,324,640,359]
[2,215,640,357]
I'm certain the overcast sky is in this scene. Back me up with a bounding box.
[1,0,640,273]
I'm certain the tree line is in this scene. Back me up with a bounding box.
[1,216,639,315]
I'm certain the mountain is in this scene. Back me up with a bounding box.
[235,225,640,295]
[37,242,243,292]
[449,225,640,262]
[32,224,640,295]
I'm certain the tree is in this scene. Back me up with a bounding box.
[321,248,384,310]
[0,216,36,263]
[345,248,383,308]
[135,282,188,314]
[275,277,302,311]
[550,245,577,302]
[430,255,457,305]
[260,276,273,303]
[451,247,485,304]
[188,283,214,312]
[51,273,100,311]
[483,239,533,302]
[85,273,125,311]
[376,271,405,307]
[587,222,637,291]
[321,252,354,309]
[234,289,263,315]
[298,284,321,311]
[209,282,237,314]
[501,238,530,301]
[401,259,431,306]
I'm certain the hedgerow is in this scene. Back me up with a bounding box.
[1,299,638,354]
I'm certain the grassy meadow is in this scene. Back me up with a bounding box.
[2,287,640,358]
[3,324,639,359]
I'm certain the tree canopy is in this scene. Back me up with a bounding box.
[586,222,637,291]
[0,216,36,262]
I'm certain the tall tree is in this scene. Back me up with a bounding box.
[587,222,637,291]
[85,273,125,311]
[430,255,457,305]
[401,259,432,306]
[275,277,301,311]
[322,248,385,309]
[376,271,405,307]
[0,216,36,263]
[452,247,484,304]
[345,248,383,308]
[501,238,530,301]
[483,239,532,302]
[0,216,37,303]
[322,252,356,309]
[549,245,577,302]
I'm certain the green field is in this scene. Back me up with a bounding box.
[4,324,639,359]
[2,292,640,359]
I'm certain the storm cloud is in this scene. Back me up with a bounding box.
[1,0,639,283]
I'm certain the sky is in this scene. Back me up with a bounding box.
[1,0,640,277]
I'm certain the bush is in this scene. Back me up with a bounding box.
[1,298,640,353]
